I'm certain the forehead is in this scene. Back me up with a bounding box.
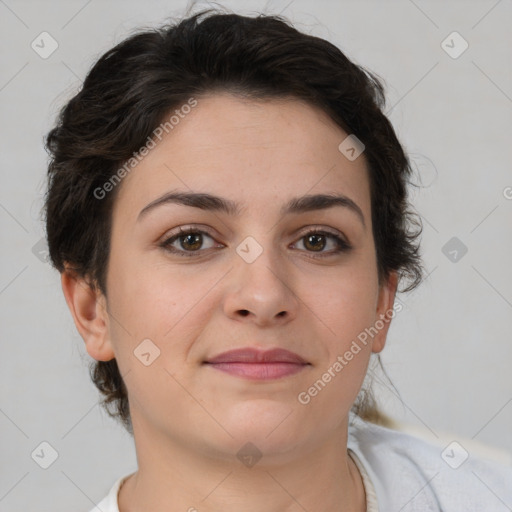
[112,93,371,223]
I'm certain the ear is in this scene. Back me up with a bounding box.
[371,271,399,354]
[60,268,115,361]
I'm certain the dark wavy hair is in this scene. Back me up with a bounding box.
[43,7,424,435]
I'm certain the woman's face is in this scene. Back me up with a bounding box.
[86,93,397,460]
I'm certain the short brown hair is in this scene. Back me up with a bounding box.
[44,8,424,435]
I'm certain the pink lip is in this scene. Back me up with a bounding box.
[204,348,310,381]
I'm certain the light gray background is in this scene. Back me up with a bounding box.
[1,0,511,510]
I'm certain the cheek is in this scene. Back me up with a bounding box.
[107,252,201,334]
[106,255,223,383]
[104,264,202,421]
[305,261,379,342]
[296,270,378,415]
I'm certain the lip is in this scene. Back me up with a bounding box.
[205,348,308,364]
[203,348,310,381]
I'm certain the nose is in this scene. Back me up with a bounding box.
[222,241,300,327]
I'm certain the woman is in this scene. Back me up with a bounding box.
[43,8,511,512]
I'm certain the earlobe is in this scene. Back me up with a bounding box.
[60,269,115,362]
[371,271,399,354]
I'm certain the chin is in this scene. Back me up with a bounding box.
[216,401,309,451]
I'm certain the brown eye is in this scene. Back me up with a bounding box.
[180,233,203,251]
[160,228,219,257]
[303,233,327,252]
[294,229,351,258]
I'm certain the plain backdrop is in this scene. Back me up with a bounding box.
[0,0,511,510]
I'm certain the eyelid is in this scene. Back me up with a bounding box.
[159,224,352,257]
[159,225,222,250]
[160,224,218,242]
[292,226,352,255]
[295,224,347,241]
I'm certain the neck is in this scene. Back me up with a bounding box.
[118,417,366,512]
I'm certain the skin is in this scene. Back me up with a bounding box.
[62,92,398,512]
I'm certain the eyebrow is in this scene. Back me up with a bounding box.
[137,190,366,229]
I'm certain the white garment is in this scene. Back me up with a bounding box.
[348,447,379,512]
[88,413,512,511]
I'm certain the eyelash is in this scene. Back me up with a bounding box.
[159,226,352,259]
